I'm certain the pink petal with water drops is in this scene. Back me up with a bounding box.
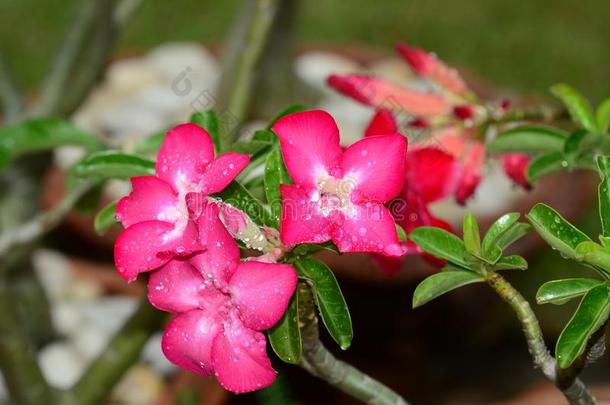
[342,134,407,203]
[331,202,404,256]
[114,220,202,282]
[147,259,206,313]
[364,108,398,137]
[116,176,177,228]
[201,153,250,194]
[327,74,450,117]
[212,315,276,393]
[161,309,224,376]
[190,203,240,284]
[156,123,215,191]
[273,110,343,188]
[229,261,297,330]
[279,184,332,247]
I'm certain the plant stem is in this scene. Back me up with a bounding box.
[0,181,93,257]
[216,0,282,146]
[298,283,408,405]
[60,297,164,405]
[0,276,57,405]
[485,272,596,405]
[0,52,23,123]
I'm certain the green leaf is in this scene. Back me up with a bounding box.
[410,227,468,268]
[575,241,610,275]
[492,255,528,271]
[226,140,273,154]
[551,84,597,132]
[290,242,339,257]
[481,213,520,256]
[463,213,481,255]
[74,150,156,179]
[94,201,118,235]
[563,130,599,166]
[133,131,165,156]
[266,104,307,130]
[526,151,566,183]
[0,118,103,169]
[495,223,532,250]
[191,111,221,153]
[596,97,610,133]
[537,278,604,305]
[413,269,483,308]
[488,126,567,153]
[395,224,407,242]
[597,156,610,237]
[215,181,274,228]
[264,145,291,227]
[556,283,610,368]
[253,129,278,143]
[526,203,591,259]
[268,292,301,364]
[295,258,352,350]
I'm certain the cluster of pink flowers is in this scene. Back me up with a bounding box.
[114,124,297,393]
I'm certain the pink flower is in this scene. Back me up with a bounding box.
[148,203,297,393]
[502,153,531,190]
[114,123,250,282]
[395,42,469,96]
[327,74,450,117]
[273,110,408,256]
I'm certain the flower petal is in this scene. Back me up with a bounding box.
[364,108,398,137]
[116,176,177,228]
[190,203,240,285]
[212,315,276,393]
[406,147,461,203]
[148,259,205,313]
[395,43,469,96]
[201,153,250,194]
[370,255,404,278]
[114,220,202,282]
[332,203,404,256]
[162,310,223,376]
[502,153,531,190]
[279,184,331,246]
[229,262,297,330]
[327,74,450,117]
[156,123,215,191]
[455,141,485,204]
[273,110,342,188]
[342,134,407,203]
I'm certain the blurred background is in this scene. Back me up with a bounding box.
[1,0,609,404]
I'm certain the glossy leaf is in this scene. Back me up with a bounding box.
[551,84,597,132]
[481,213,520,257]
[0,118,103,169]
[575,241,610,275]
[596,97,610,133]
[215,181,274,227]
[537,278,604,305]
[492,255,528,271]
[526,203,591,259]
[563,130,598,166]
[495,223,532,250]
[526,151,566,183]
[253,129,278,143]
[488,126,567,153]
[74,150,155,179]
[413,269,483,308]
[264,145,291,227]
[295,258,352,350]
[463,213,481,255]
[268,291,301,364]
[94,201,118,235]
[556,283,610,368]
[410,227,468,268]
[597,156,610,237]
[191,111,221,153]
[226,140,273,154]
[290,242,339,257]
[266,104,307,130]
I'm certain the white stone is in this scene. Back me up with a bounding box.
[142,333,177,376]
[80,296,137,336]
[38,342,87,389]
[295,51,361,94]
[110,365,164,405]
[32,249,72,302]
[51,301,83,336]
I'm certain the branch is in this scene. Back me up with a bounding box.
[61,297,164,405]
[0,52,23,123]
[0,181,93,257]
[486,272,596,405]
[298,283,408,405]
[0,277,57,404]
[216,0,282,146]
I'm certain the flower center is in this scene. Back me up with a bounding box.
[312,172,357,217]
[159,171,202,242]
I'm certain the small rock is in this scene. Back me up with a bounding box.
[72,323,112,360]
[142,333,177,376]
[295,51,361,93]
[80,296,137,336]
[111,365,164,405]
[38,342,87,389]
[32,249,72,302]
